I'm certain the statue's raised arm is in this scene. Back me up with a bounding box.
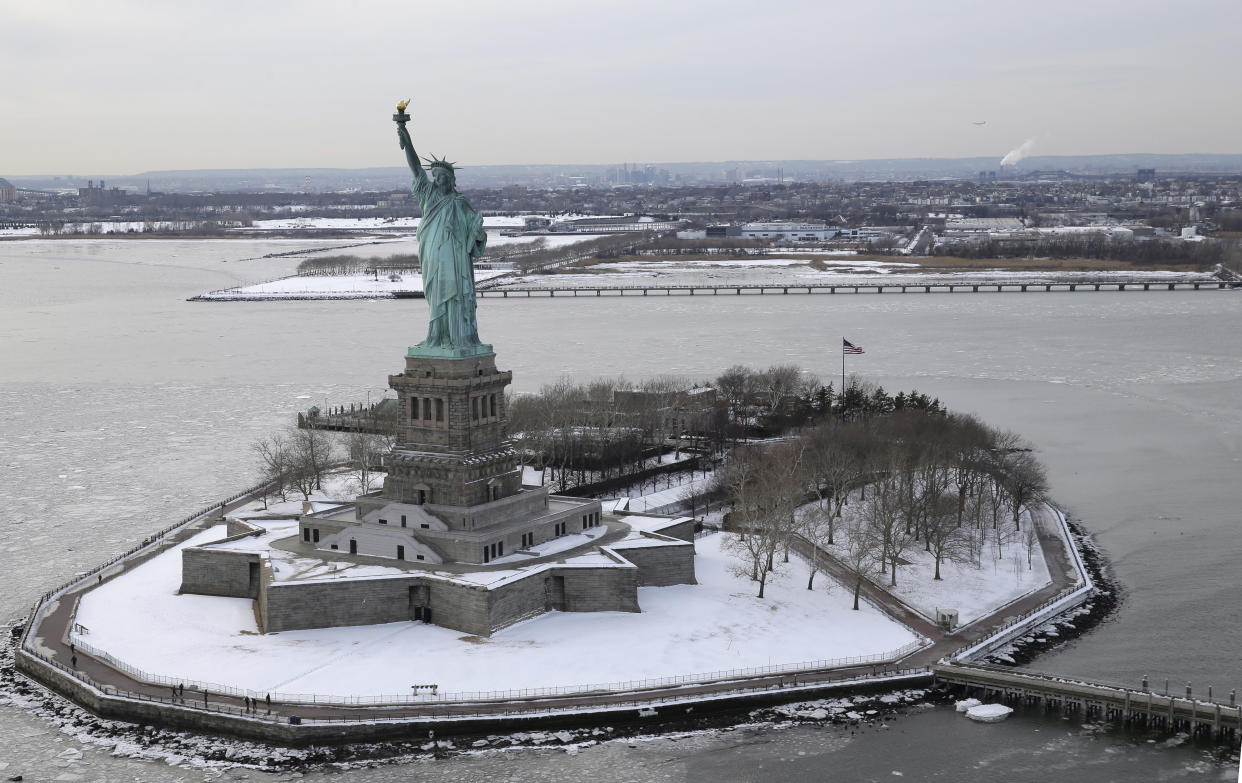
[394,100,427,184]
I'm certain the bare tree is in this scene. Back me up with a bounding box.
[1002,449,1048,531]
[289,423,334,499]
[715,364,756,424]
[798,502,833,590]
[948,414,992,527]
[719,443,803,597]
[962,490,995,565]
[678,479,711,521]
[287,448,317,501]
[861,475,912,587]
[837,511,883,610]
[925,492,971,580]
[758,363,802,415]
[634,375,685,455]
[802,420,876,543]
[1023,526,1039,570]
[346,431,386,494]
[252,433,293,506]
[718,449,774,592]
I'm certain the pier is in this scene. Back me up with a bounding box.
[479,278,1237,298]
[934,662,1241,742]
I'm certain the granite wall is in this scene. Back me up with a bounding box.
[610,541,697,586]
[180,548,260,598]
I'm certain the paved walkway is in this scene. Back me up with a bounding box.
[21,501,1086,729]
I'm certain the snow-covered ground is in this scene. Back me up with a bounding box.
[519,451,704,495]
[500,256,915,289]
[495,256,1214,290]
[194,233,597,300]
[621,474,715,513]
[812,493,1051,625]
[0,215,540,239]
[197,267,512,300]
[238,215,531,232]
[520,451,715,515]
[72,530,917,699]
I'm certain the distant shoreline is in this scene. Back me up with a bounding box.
[0,230,404,242]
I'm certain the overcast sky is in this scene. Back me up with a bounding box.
[3,0,1240,175]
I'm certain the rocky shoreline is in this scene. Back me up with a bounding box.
[982,516,1121,668]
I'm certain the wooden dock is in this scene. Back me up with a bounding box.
[934,661,1240,743]
[478,278,1237,298]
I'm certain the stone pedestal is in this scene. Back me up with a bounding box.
[381,352,521,510]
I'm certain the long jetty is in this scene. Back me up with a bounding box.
[480,278,1238,298]
[934,662,1240,743]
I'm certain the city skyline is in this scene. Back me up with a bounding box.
[3,0,1241,176]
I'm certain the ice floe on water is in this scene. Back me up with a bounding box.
[964,703,1013,723]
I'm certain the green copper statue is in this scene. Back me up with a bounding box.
[395,100,491,358]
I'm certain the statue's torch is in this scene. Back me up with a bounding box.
[394,99,411,125]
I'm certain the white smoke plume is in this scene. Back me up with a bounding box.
[1000,138,1035,167]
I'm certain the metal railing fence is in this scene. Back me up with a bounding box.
[63,633,927,707]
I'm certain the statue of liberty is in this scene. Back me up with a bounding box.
[394,100,491,357]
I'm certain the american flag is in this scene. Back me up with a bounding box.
[843,339,864,355]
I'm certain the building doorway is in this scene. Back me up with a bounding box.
[408,585,431,622]
[544,575,566,611]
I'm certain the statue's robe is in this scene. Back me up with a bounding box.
[413,170,487,349]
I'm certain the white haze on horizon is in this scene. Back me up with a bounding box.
[2,2,1241,173]
[1000,138,1037,167]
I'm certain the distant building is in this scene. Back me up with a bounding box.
[740,222,838,242]
[0,178,15,202]
[1136,169,1156,183]
[77,179,126,206]
[942,217,1026,235]
[550,215,685,233]
[837,227,894,242]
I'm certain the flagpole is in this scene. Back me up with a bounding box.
[841,337,845,401]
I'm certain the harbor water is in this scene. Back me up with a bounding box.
[0,239,1238,780]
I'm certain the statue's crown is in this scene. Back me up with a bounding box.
[422,155,458,172]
